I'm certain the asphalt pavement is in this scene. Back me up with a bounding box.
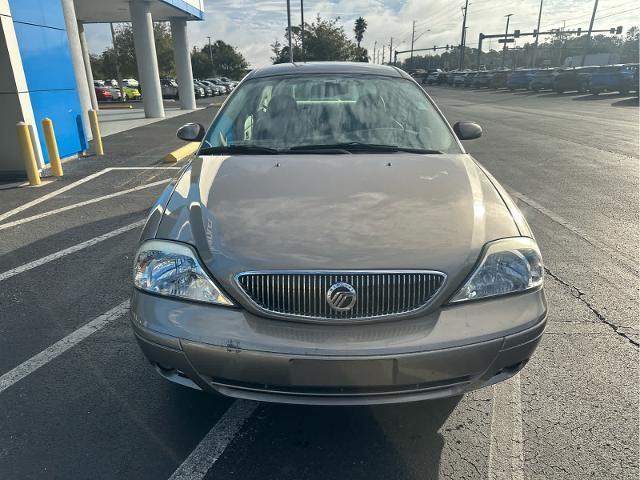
[0,88,637,479]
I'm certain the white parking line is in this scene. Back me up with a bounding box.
[0,166,180,225]
[0,180,168,231]
[0,301,129,394]
[507,189,637,273]
[487,374,525,480]
[0,219,145,282]
[169,400,258,480]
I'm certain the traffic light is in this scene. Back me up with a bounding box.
[610,28,615,33]
[533,29,538,38]
[577,28,582,36]
[434,46,436,51]
[616,26,623,34]
[446,44,449,50]
[513,29,520,38]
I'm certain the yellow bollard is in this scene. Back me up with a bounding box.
[16,122,41,186]
[88,109,104,156]
[42,118,63,177]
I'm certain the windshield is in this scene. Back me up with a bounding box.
[203,74,460,154]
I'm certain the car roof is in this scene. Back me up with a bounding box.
[247,62,411,80]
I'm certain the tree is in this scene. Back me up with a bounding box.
[354,17,367,48]
[89,22,175,79]
[272,15,368,64]
[194,41,249,79]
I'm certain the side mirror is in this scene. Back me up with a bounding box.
[177,123,205,142]
[453,121,482,141]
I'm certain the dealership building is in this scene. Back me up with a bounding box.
[0,0,203,178]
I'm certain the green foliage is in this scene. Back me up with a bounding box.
[90,23,175,79]
[271,15,368,64]
[89,24,249,82]
[194,40,249,79]
[399,26,639,70]
[354,17,367,48]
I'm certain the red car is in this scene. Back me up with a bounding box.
[95,86,113,102]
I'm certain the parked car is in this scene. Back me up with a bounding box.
[452,72,467,87]
[122,78,139,88]
[206,78,231,93]
[94,86,113,102]
[489,70,509,89]
[507,70,536,90]
[464,72,478,88]
[200,80,225,96]
[552,66,598,93]
[473,71,493,88]
[195,81,213,97]
[161,78,179,99]
[426,69,446,85]
[589,64,638,95]
[193,82,206,98]
[528,69,562,92]
[446,70,458,86]
[130,62,546,406]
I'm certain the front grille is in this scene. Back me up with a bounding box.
[236,271,446,320]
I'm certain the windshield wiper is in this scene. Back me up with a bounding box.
[200,145,280,155]
[288,142,442,154]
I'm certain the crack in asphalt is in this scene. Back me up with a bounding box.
[545,267,639,347]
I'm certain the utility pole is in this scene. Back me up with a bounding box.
[410,20,416,69]
[110,23,125,101]
[207,36,214,66]
[389,37,393,65]
[286,0,293,62]
[373,41,377,64]
[382,45,386,64]
[300,0,305,61]
[531,0,544,67]
[581,0,599,65]
[502,13,513,68]
[459,0,469,69]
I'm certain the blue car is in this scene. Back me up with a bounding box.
[589,64,638,95]
[507,70,536,90]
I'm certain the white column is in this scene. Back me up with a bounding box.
[130,0,164,118]
[170,18,196,110]
[60,0,93,141]
[78,22,99,111]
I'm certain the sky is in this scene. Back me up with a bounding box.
[84,0,639,68]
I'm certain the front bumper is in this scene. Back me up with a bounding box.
[130,289,547,405]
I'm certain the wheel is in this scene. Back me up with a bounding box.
[590,89,601,95]
[122,94,128,102]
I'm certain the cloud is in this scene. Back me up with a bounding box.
[85,0,639,69]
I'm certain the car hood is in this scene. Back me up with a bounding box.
[156,153,519,301]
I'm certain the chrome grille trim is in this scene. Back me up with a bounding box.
[235,271,446,321]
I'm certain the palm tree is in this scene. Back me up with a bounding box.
[354,17,367,48]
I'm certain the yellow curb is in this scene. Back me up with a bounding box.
[98,104,134,110]
[164,142,199,163]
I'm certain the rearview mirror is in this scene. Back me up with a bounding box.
[453,121,482,140]
[177,123,205,142]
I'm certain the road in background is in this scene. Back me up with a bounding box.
[0,88,637,479]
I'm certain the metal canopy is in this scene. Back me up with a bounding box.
[75,0,203,23]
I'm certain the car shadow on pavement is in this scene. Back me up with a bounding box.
[611,97,640,107]
[213,396,462,479]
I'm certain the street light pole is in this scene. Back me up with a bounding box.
[410,20,416,69]
[581,0,599,65]
[373,41,377,64]
[459,0,469,69]
[300,0,305,61]
[207,36,213,66]
[532,0,544,67]
[286,0,293,63]
[502,13,513,68]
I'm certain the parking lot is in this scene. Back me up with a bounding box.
[0,86,637,479]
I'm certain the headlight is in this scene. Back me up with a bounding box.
[133,240,234,306]
[450,237,543,303]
